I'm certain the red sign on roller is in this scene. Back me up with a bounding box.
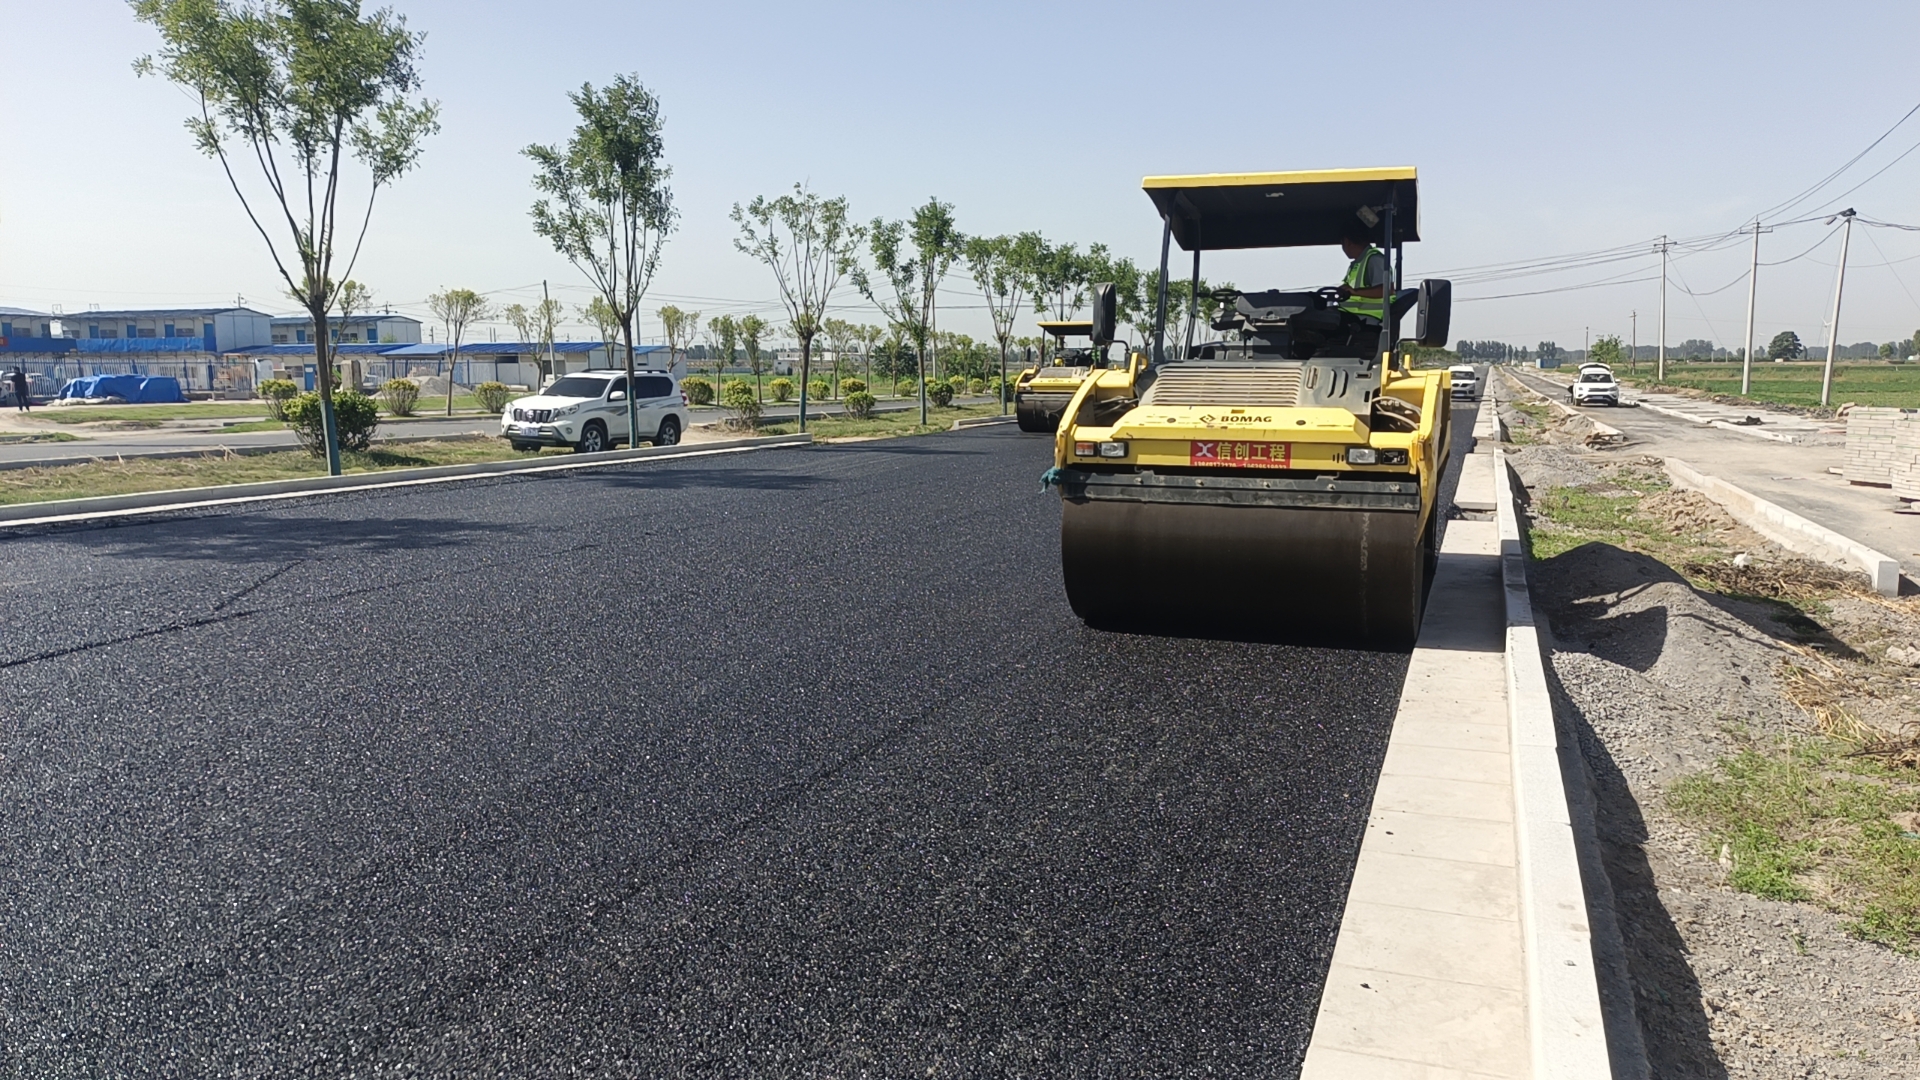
[1189,440,1291,468]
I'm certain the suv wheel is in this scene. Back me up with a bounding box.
[652,416,681,447]
[576,421,609,454]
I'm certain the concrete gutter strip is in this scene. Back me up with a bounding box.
[1663,457,1902,596]
[0,429,499,471]
[0,434,813,528]
[1632,398,1802,444]
[1498,450,1614,1080]
[952,415,1018,429]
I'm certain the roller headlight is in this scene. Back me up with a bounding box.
[1074,440,1128,459]
[1345,446,1378,465]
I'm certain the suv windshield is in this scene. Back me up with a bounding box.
[545,376,611,399]
[1580,373,1613,384]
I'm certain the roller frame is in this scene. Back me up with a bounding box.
[1015,392,1072,433]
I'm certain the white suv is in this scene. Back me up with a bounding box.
[1570,366,1620,407]
[501,370,690,453]
[1448,364,1480,401]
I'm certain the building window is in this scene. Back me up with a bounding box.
[272,334,289,344]
[137,328,156,338]
[296,329,307,343]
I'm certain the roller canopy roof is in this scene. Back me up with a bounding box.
[1143,167,1419,251]
[1037,320,1094,337]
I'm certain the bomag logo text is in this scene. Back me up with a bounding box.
[1210,414,1272,423]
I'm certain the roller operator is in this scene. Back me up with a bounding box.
[1286,220,1388,356]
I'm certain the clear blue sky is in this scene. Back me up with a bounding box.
[6,0,1920,354]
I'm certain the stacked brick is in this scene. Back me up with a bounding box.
[1843,407,1917,490]
[1896,412,1920,501]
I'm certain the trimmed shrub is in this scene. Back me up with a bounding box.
[682,376,714,405]
[258,378,299,420]
[807,378,831,401]
[896,378,917,397]
[840,377,867,396]
[720,379,762,429]
[929,380,954,407]
[948,375,967,396]
[769,377,794,402]
[284,390,380,456]
[843,390,877,419]
[379,378,420,417]
[475,381,512,414]
[967,377,986,395]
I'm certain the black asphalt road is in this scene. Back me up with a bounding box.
[0,420,1466,1077]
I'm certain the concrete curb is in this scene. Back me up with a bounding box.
[1497,449,1613,1080]
[0,434,813,528]
[952,415,1018,430]
[0,429,500,472]
[1663,456,1902,596]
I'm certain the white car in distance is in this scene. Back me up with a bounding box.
[1447,364,1480,401]
[1570,365,1620,407]
[500,370,690,453]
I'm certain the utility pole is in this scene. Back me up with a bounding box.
[541,279,555,387]
[1584,326,1590,362]
[1741,220,1769,396]
[1630,311,1637,375]
[1820,209,1856,407]
[1656,236,1672,382]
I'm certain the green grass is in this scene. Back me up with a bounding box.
[0,431,80,444]
[36,402,274,424]
[0,436,568,507]
[1629,361,1920,409]
[1671,740,1920,951]
[218,420,287,433]
[1525,473,1687,560]
[757,402,1009,439]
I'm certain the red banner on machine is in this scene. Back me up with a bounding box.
[1189,440,1291,468]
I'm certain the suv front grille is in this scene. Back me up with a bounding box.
[512,407,553,422]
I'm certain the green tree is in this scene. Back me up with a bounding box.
[131,0,439,476]
[1767,330,1804,360]
[426,288,490,414]
[525,74,676,444]
[505,296,563,386]
[739,314,768,401]
[578,296,620,369]
[964,232,1044,414]
[704,314,739,387]
[657,304,699,377]
[821,318,862,399]
[856,199,964,423]
[1589,334,1625,367]
[732,184,864,432]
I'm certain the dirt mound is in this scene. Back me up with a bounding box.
[1507,443,1611,490]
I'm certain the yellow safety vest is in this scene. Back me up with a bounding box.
[1340,246,1386,322]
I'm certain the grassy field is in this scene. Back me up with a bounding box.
[1628,361,1920,409]
[0,431,79,444]
[0,437,571,507]
[756,402,1011,439]
[35,394,494,424]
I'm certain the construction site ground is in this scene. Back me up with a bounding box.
[1492,380,1920,1079]
[1509,369,1918,587]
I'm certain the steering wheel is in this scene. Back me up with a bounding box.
[1208,287,1242,303]
[1313,285,1345,304]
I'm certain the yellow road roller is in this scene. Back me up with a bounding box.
[1046,167,1453,646]
[1013,321,1119,433]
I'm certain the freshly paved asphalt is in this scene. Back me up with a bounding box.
[0,418,1467,1077]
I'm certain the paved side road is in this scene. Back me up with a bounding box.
[0,424,1444,1077]
[1508,369,1920,582]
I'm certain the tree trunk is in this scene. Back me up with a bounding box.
[311,298,342,476]
[620,314,638,448]
[915,330,928,425]
[445,328,459,416]
[797,331,812,433]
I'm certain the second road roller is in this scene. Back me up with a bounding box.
[1013,320,1118,433]
[1045,167,1454,647]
